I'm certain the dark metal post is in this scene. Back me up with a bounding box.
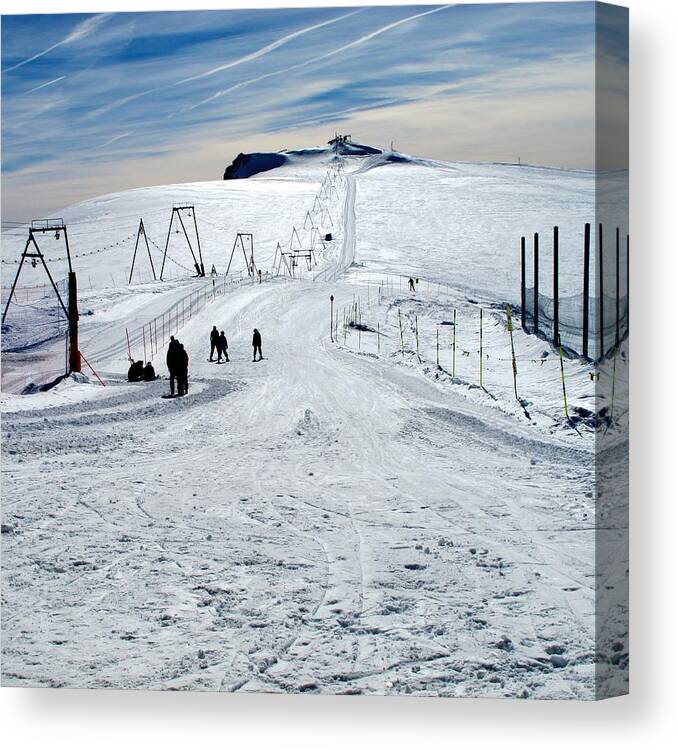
[553,226,559,345]
[533,232,539,336]
[615,227,620,347]
[520,236,526,331]
[330,295,335,342]
[583,223,590,359]
[68,271,81,373]
[598,223,604,359]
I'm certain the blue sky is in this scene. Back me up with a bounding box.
[1,3,623,220]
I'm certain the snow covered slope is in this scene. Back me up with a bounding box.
[0,148,628,697]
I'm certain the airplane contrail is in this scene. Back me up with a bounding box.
[185,5,455,112]
[87,8,365,119]
[175,8,366,85]
[3,14,111,73]
[23,76,66,95]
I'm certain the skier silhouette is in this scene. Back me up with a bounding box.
[166,336,182,395]
[252,328,263,362]
[209,326,219,361]
[217,331,229,363]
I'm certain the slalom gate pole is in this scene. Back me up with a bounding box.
[415,315,421,363]
[479,308,484,388]
[377,322,380,355]
[452,309,457,378]
[125,327,132,360]
[611,351,617,420]
[558,336,569,419]
[142,327,147,362]
[398,309,405,355]
[358,324,361,352]
[436,328,440,367]
[335,308,339,343]
[506,305,518,400]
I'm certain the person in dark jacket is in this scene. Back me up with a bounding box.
[209,326,219,361]
[128,360,144,382]
[143,362,157,381]
[252,328,262,362]
[177,344,189,396]
[217,330,229,363]
[166,336,182,395]
[408,277,415,292]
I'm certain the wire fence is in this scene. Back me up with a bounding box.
[87,271,274,369]
[524,287,629,360]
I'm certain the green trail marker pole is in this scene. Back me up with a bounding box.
[415,315,421,363]
[479,308,484,388]
[452,309,457,378]
[398,309,405,355]
[611,351,617,420]
[506,305,518,400]
[558,335,569,419]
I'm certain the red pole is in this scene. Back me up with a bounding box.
[79,350,106,386]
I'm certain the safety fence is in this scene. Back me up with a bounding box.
[327,273,628,428]
[89,271,274,369]
[520,224,629,361]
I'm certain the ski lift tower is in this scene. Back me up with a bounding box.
[225,232,257,278]
[160,204,205,280]
[2,218,81,373]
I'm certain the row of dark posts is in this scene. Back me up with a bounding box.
[520,224,629,361]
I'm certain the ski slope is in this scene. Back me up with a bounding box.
[0,147,629,697]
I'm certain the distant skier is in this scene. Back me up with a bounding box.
[127,360,144,382]
[166,335,182,395]
[258,269,262,284]
[210,264,217,277]
[408,277,415,292]
[252,328,263,362]
[217,330,229,363]
[177,344,189,396]
[209,326,219,361]
[143,362,157,381]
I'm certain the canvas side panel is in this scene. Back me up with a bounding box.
[594,0,629,700]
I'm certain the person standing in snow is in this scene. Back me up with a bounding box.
[408,277,415,292]
[217,330,229,363]
[166,336,181,395]
[209,325,219,361]
[177,344,189,396]
[252,328,263,362]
